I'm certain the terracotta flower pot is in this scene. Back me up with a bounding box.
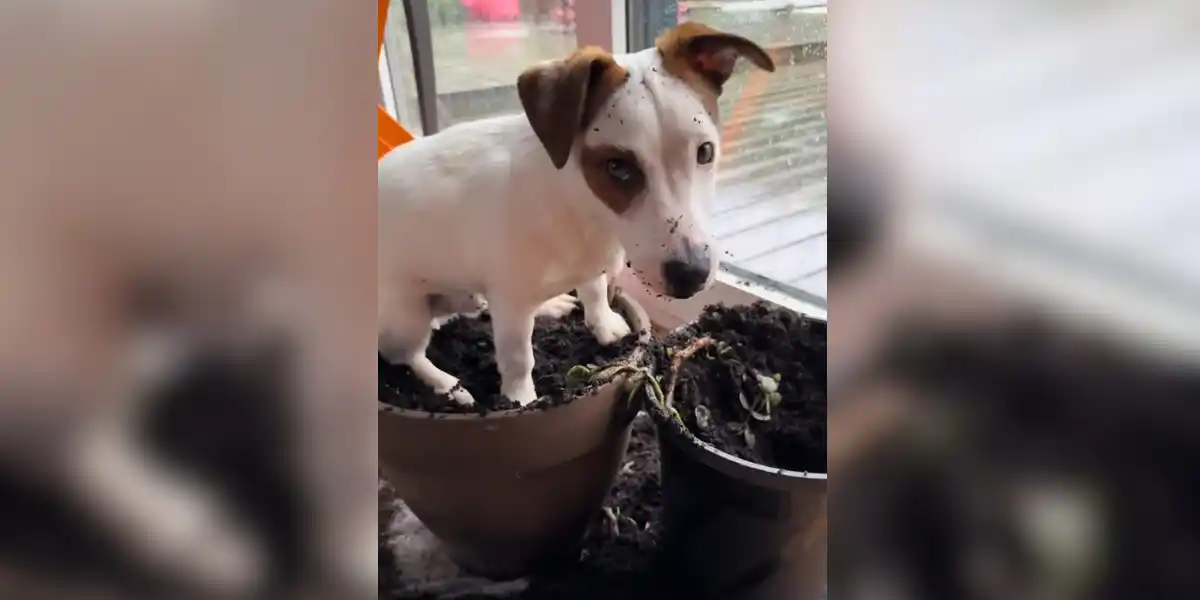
[647,315,828,600]
[378,291,651,579]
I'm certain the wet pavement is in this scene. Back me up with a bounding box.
[715,58,827,301]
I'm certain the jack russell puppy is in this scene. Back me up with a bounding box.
[379,23,775,406]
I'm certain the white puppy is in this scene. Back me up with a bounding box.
[379,23,775,406]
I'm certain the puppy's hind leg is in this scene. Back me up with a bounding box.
[578,273,632,345]
[380,292,475,405]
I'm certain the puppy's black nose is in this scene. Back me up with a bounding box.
[663,246,712,299]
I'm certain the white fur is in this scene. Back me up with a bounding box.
[378,47,721,406]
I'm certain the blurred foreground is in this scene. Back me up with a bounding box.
[0,1,376,598]
[831,1,1200,598]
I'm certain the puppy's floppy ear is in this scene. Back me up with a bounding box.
[517,47,629,170]
[656,22,775,93]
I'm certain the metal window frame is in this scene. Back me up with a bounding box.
[626,0,678,52]
[402,0,440,134]
[379,43,400,119]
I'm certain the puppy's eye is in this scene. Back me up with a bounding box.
[697,142,715,165]
[606,158,639,182]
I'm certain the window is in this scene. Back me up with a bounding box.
[379,0,828,325]
[382,0,578,134]
[381,1,423,134]
[621,0,828,325]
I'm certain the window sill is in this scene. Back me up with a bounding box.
[616,268,828,332]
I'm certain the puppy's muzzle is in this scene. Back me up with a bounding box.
[662,241,712,299]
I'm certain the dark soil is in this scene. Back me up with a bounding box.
[379,307,639,415]
[383,414,670,600]
[656,302,827,473]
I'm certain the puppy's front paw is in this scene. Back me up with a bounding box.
[411,358,476,405]
[502,377,538,406]
[587,308,632,346]
[535,294,579,320]
[445,383,476,406]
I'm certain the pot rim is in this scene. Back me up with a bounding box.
[655,407,827,480]
[654,311,829,482]
[379,289,651,421]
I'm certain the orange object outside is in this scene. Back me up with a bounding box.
[379,0,414,160]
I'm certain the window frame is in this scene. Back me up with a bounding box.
[379,44,401,123]
[380,0,828,328]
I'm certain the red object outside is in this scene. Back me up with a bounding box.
[462,0,521,21]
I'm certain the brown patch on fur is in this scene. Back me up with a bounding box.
[579,144,645,215]
[655,22,776,114]
[517,46,629,170]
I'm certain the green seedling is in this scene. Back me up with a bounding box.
[758,373,783,408]
[566,364,594,383]
[738,388,773,422]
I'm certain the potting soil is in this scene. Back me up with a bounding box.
[382,413,668,600]
[659,302,827,473]
[379,305,639,414]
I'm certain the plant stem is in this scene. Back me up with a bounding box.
[662,336,715,411]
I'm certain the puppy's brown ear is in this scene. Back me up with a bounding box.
[517,47,628,170]
[656,22,775,94]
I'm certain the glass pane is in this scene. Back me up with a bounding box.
[641,1,829,304]
[390,0,579,129]
[383,1,423,134]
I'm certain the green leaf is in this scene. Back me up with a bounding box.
[743,427,757,449]
[756,373,778,394]
[738,391,753,412]
[749,397,772,422]
[768,392,783,407]
[566,365,593,382]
